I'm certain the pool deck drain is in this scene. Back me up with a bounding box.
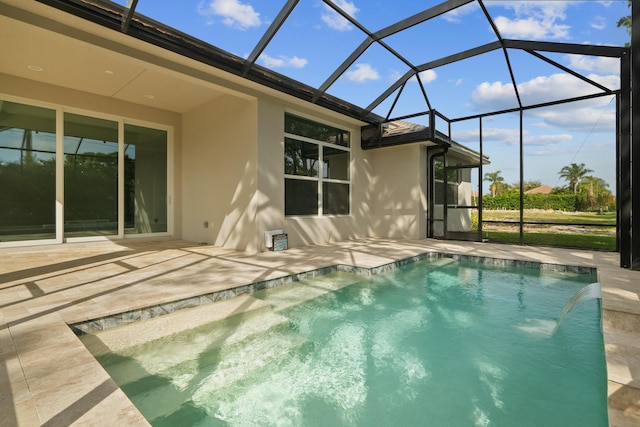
[0,238,638,426]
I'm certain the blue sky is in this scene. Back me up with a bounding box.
[123,0,629,191]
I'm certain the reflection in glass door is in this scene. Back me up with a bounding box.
[0,101,57,242]
[124,124,167,234]
[64,113,118,238]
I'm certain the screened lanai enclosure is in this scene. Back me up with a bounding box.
[3,0,638,269]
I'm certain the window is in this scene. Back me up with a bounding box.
[284,114,350,216]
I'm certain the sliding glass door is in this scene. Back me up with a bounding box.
[0,101,57,242]
[0,98,170,245]
[64,113,119,237]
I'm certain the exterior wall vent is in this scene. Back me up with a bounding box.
[264,229,284,248]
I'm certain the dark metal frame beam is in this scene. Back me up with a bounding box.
[619,52,630,267]
[373,0,474,39]
[632,0,640,270]
[365,41,502,116]
[449,91,618,123]
[478,0,522,108]
[120,0,138,33]
[242,0,299,76]
[315,1,419,103]
[502,39,626,57]
[525,50,613,94]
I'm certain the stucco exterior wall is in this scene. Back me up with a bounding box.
[181,94,260,252]
[255,98,375,250]
[1,76,439,251]
[369,144,428,239]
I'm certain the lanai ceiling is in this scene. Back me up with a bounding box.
[8,0,627,126]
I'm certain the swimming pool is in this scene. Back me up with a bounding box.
[84,257,607,426]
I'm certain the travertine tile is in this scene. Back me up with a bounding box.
[0,238,638,426]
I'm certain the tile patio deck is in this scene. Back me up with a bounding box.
[0,238,638,426]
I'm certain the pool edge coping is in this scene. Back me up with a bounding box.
[69,251,598,336]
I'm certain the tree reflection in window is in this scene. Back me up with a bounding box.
[284,138,318,177]
[284,114,350,216]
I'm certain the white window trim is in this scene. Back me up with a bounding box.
[284,121,351,218]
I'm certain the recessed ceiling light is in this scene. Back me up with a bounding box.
[27,65,43,72]
[144,94,155,99]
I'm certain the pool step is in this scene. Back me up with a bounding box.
[88,301,293,386]
[88,301,310,423]
[81,294,273,356]
[122,315,309,423]
[255,271,362,311]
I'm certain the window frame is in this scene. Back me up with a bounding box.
[0,93,173,247]
[284,114,351,217]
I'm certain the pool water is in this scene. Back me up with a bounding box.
[93,258,607,426]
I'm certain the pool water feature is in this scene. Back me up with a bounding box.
[85,258,607,426]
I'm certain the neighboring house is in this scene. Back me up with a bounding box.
[525,185,553,195]
[0,0,493,252]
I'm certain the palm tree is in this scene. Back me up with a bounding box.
[483,170,505,197]
[617,0,631,47]
[558,163,593,194]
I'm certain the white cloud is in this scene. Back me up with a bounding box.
[472,73,619,112]
[259,54,308,69]
[471,72,618,133]
[534,106,616,132]
[524,133,573,146]
[590,16,606,31]
[321,0,359,31]
[471,80,518,111]
[494,15,570,39]
[491,1,571,39]
[198,0,261,30]
[452,127,520,145]
[452,127,572,147]
[441,1,479,23]
[345,63,379,83]
[417,70,437,84]
[566,55,619,75]
[407,69,438,84]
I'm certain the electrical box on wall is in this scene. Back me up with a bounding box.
[272,234,288,251]
[264,229,283,249]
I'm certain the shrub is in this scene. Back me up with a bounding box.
[482,193,577,211]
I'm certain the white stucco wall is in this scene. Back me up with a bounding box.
[181,94,260,252]
[369,144,428,239]
[2,73,450,251]
[255,98,375,250]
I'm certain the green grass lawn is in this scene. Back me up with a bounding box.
[482,210,616,225]
[485,230,616,251]
[478,210,617,251]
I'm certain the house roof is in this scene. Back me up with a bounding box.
[524,185,553,195]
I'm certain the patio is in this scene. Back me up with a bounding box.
[0,238,638,426]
